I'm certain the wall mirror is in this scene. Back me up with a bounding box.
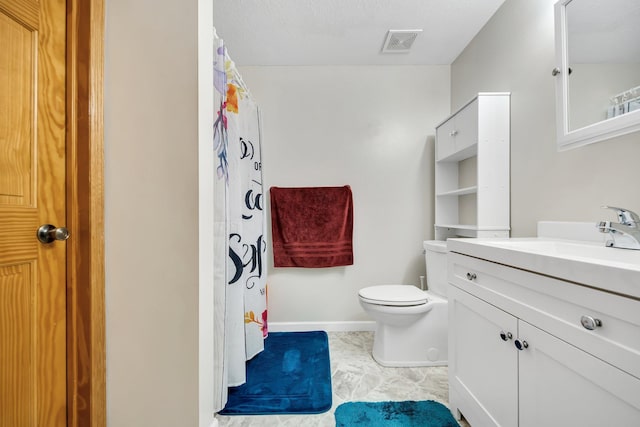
[554,0,640,150]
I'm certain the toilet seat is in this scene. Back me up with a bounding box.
[359,285,428,306]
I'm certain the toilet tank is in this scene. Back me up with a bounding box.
[423,240,448,297]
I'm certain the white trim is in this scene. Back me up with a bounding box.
[197,0,215,426]
[269,321,376,332]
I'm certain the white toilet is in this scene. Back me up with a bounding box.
[358,240,448,367]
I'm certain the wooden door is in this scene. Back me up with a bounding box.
[0,0,67,425]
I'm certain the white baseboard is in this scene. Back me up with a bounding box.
[269,321,376,332]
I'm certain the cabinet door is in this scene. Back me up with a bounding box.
[436,117,456,161]
[519,320,640,427]
[448,285,518,427]
[452,98,478,154]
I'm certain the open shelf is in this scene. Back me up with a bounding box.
[436,143,477,163]
[435,224,512,231]
[436,186,478,197]
[435,224,511,238]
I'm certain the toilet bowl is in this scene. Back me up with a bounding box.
[358,240,448,367]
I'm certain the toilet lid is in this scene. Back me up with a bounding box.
[359,285,428,306]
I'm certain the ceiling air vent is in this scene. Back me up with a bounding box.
[381,29,423,53]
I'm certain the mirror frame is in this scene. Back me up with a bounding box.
[554,0,640,151]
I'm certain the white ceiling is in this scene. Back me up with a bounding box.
[213,0,508,66]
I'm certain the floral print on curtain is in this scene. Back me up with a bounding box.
[213,34,268,400]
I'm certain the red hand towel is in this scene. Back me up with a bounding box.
[270,186,353,268]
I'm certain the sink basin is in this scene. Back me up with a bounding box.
[480,238,640,270]
[447,237,640,299]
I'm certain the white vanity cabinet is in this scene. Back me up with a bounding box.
[434,93,510,240]
[448,251,640,427]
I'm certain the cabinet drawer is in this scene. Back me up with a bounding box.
[448,252,640,379]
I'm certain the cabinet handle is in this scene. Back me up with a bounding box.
[466,272,477,281]
[514,339,529,351]
[551,67,572,76]
[499,331,513,341]
[580,315,602,331]
[449,130,458,137]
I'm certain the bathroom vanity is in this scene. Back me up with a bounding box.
[446,237,640,426]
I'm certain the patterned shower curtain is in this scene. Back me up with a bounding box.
[212,32,268,410]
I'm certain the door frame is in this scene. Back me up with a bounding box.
[66,0,105,425]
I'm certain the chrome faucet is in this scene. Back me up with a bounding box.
[597,206,640,250]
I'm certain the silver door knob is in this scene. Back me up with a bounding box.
[580,315,602,330]
[37,224,70,244]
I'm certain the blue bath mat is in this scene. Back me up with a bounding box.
[219,331,332,415]
[335,400,459,426]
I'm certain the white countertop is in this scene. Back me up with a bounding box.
[447,237,640,300]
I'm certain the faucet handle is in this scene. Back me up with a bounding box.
[601,206,640,226]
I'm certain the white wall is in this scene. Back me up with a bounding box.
[239,66,450,323]
[451,0,640,237]
[104,0,200,425]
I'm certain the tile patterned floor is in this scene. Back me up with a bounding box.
[216,331,469,426]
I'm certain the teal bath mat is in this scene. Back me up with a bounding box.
[219,331,332,415]
[334,400,459,427]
